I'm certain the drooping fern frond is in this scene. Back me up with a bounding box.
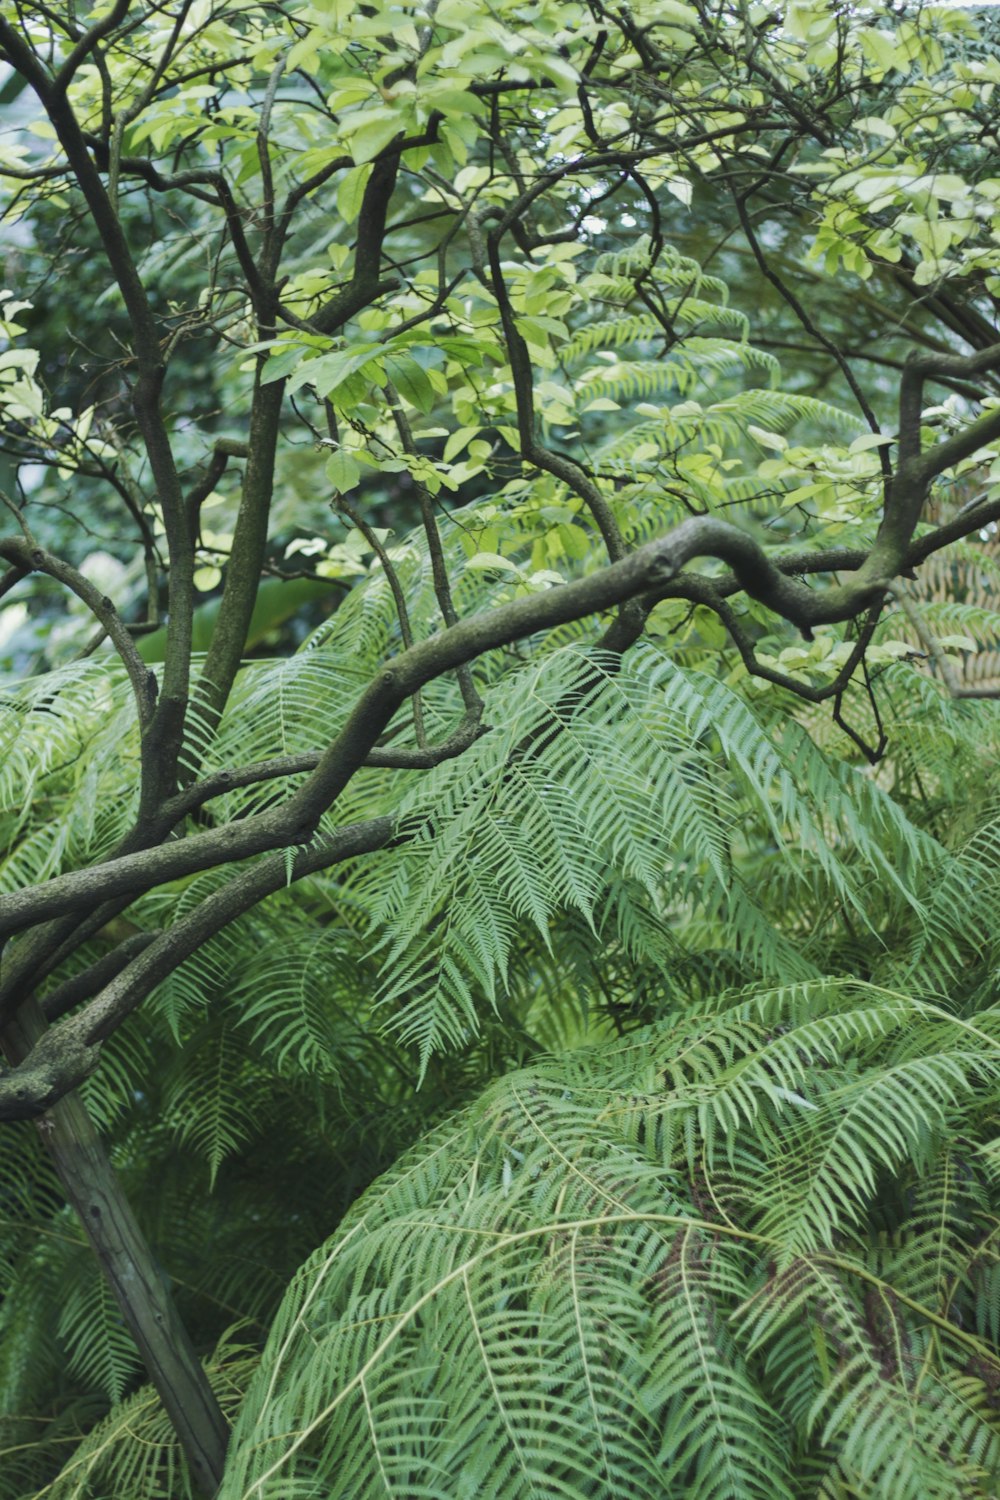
[587,237,729,304]
[341,637,954,1073]
[219,978,1000,1500]
[38,1334,253,1500]
[0,659,139,891]
[573,341,780,406]
[562,299,751,361]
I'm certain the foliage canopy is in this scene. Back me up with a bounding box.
[3,0,1000,1495]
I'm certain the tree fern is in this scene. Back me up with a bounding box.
[38,1337,252,1500]
[5,480,1000,1499]
[219,978,1000,1500]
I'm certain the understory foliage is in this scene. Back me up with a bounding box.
[4,515,1000,1498]
[2,0,1000,1496]
[224,979,1000,1500]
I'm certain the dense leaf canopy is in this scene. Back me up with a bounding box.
[2,0,1000,1495]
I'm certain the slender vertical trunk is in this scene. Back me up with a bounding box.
[2,999,230,1497]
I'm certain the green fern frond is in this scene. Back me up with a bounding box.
[574,341,779,405]
[56,1262,142,1405]
[41,1337,252,1500]
[564,301,750,361]
[222,978,1000,1500]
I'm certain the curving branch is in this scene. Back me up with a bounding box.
[0,535,156,730]
[486,231,626,565]
[901,342,1000,480]
[41,932,156,1024]
[164,713,490,824]
[51,0,131,96]
[0,819,394,1119]
[0,513,922,950]
[383,381,483,716]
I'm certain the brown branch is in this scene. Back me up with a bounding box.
[0,536,156,729]
[486,228,627,566]
[256,56,286,243]
[106,0,195,203]
[383,382,482,716]
[51,0,130,96]
[41,932,156,1024]
[834,646,887,764]
[214,174,270,308]
[914,388,1000,487]
[310,157,401,333]
[0,16,195,803]
[0,561,29,602]
[898,341,1000,473]
[335,488,427,746]
[732,183,890,481]
[862,341,1000,594]
[195,157,403,735]
[278,151,354,229]
[165,714,489,823]
[193,373,284,734]
[185,437,248,526]
[0,818,395,1119]
[85,145,228,203]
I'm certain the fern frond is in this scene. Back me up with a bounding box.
[222,978,1000,1500]
[575,340,779,405]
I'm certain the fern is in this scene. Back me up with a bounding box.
[563,302,750,360]
[221,979,1000,1500]
[3,251,1000,1500]
[40,1335,253,1500]
[574,343,780,404]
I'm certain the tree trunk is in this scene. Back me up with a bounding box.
[2,998,230,1497]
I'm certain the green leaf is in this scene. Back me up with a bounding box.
[465,551,520,572]
[336,163,373,225]
[385,354,436,414]
[325,449,362,493]
[848,432,895,454]
[286,344,381,397]
[342,108,407,165]
[443,425,480,462]
[747,425,788,452]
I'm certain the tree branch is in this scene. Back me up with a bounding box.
[0,512,949,946]
[383,382,482,716]
[0,536,156,730]
[0,16,194,803]
[486,227,627,565]
[51,0,131,96]
[0,819,395,1119]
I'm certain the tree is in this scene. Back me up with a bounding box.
[2,0,1000,1494]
